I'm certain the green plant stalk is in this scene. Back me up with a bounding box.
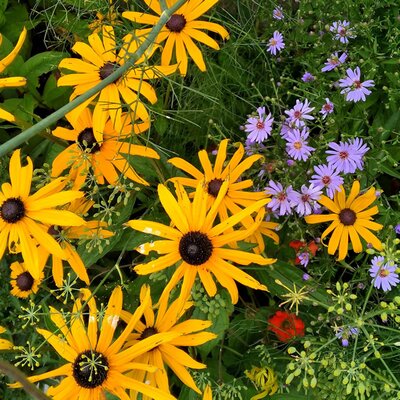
[0,360,50,400]
[0,0,187,158]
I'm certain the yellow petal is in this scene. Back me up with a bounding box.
[0,26,27,73]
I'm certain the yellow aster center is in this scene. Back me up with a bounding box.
[379,269,390,278]
[293,141,302,150]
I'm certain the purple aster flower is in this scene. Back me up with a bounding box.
[370,256,399,292]
[310,164,344,198]
[280,118,295,139]
[285,128,315,161]
[321,52,348,72]
[302,72,315,82]
[298,252,310,267]
[302,273,311,281]
[395,224,400,235]
[284,99,315,128]
[267,31,285,55]
[244,106,274,143]
[291,184,322,216]
[335,326,359,347]
[320,98,334,118]
[273,6,284,20]
[265,180,296,216]
[339,67,375,102]
[330,20,356,43]
[326,138,369,173]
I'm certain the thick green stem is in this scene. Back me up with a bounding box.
[0,0,186,157]
[0,360,50,400]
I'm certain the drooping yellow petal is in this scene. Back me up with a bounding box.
[0,26,27,73]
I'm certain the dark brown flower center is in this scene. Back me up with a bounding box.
[179,231,213,265]
[73,350,109,389]
[78,128,100,153]
[207,179,224,197]
[140,327,158,340]
[166,14,186,32]
[339,208,356,226]
[16,272,34,291]
[281,319,293,329]
[0,198,25,223]
[99,61,119,80]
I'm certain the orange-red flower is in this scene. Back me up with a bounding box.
[268,311,305,342]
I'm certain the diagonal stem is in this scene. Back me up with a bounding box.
[0,0,186,157]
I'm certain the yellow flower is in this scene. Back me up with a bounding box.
[0,326,12,350]
[127,181,274,305]
[10,261,43,298]
[57,25,176,137]
[38,197,113,287]
[89,0,122,33]
[245,366,279,399]
[121,285,216,398]
[169,139,271,249]
[51,108,159,189]
[0,27,27,122]
[244,220,280,254]
[0,150,85,278]
[203,385,212,400]
[305,181,383,260]
[12,287,179,400]
[122,0,229,75]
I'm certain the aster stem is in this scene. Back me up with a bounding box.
[0,0,187,158]
[0,360,50,399]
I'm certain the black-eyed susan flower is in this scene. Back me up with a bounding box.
[244,220,280,254]
[121,285,216,398]
[38,198,113,287]
[122,0,229,75]
[0,150,85,278]
[169,139,271,249]
[0,27,27,122]
[0,326,12,350]
[51,108,159,189]
[57,25,176,136]
[305,181,383,260]
[12,286,179,400]
[128,181,274,305]
[10,261,43,298]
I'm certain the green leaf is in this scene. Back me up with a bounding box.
[77,192,137,268]
[20,51,68,92]
[380,163,400,180]
[42,73,72,110]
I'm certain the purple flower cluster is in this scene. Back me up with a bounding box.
[309,164,343,198]
[284,99,315,128]
[330,20,356,43]
[339,67,375,103]
[335,326,359,347]
[320,98,334,118]
[326,137,369,174]
[302,72,315,82]
[285,128,315,161]
[245,106,274,143]
[273,6,284,20]
[265,181,322,217]
[267,31,285,55]
[369,256,399,292]
[321,52,347,72]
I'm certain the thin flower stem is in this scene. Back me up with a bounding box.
[0,0,187,157]
[0,360,50,400]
